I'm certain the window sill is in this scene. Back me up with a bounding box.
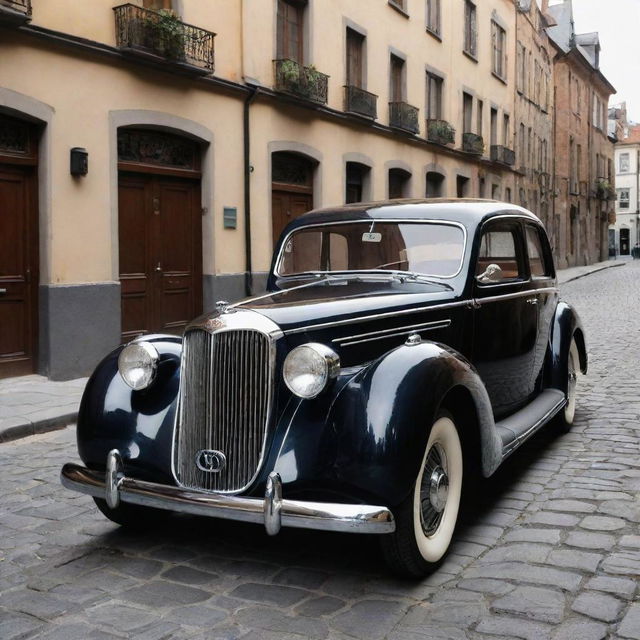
[462,49,478,63]
[491,71,507,85]
[388,1,409,18]
[426,27,442,42]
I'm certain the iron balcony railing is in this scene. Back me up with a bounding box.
[274,59,329,105]
[1,0,30,14]
[389,102,419,134]
[490,145,516,166]
[462,132,484,155]
[426,119,455,145]
[344,85,378,119]
[113,4,215,73]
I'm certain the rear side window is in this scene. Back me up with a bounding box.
[526,225,551,278]
[476,224,524,283]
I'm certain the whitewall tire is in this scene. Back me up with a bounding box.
[382,412,464,577]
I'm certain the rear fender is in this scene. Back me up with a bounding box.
[546,302,587,393]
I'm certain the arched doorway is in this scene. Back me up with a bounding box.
[426,171,445,198]
[117,128,203,343]
[0,113,39,378]
[271,152,315,246]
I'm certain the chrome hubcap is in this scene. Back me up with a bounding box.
[420,443,448,536]
[429,466,449,513]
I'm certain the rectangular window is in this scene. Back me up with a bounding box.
[618,189,630,209]
[390,54,405,102]
[490,107,498,146]
[519,122,525,167]
[463,92,473,133]
[503,113,510,147]
[426,72,443,119]
[346,28,364,88]
[569,136,577,193]
[526,226,551,278]
[277,0,304,62]
[491,20,506,78]
[464,0,477,58]
[477,99,484,137]
[516,43,525,93]
[619,152,630,173]
[426,0,441,35]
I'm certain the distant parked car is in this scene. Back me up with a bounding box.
[62,199,586,576]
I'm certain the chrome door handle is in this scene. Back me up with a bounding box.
[526,297,538,305]
[155,262,162,272]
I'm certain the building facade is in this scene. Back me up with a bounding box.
[610,125,640,257]
[547,0,616,268]
[1,0,520,380]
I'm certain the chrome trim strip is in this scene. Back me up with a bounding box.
[500,396,566,461]
[272,218,468,281]
[284,300,468,335]
[334,319,451,346]
[474,287,558,306]
[60,462,396,535]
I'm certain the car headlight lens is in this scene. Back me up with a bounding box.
[283,343,340,399]
[118,341,159,390]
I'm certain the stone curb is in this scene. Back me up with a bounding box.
[558,261,626,285]
[0,411,77,444]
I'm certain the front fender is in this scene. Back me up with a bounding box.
[76,335,181,483]
[273,341,502,507]
[546,302,587,393]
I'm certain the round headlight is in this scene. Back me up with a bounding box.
[118,341,159,390]
[283,343,340,399]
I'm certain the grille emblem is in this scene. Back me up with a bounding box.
[195,449,226,473]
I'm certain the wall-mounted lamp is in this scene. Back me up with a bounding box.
[70,147,88,176]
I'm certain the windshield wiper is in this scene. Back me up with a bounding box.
[314,271,454,290]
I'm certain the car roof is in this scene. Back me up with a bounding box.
[286,198,541,230]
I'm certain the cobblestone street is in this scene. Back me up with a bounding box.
[1,263,639,640]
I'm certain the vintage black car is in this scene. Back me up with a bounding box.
[61,199,586,576]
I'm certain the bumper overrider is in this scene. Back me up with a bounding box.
[60,450,396,535]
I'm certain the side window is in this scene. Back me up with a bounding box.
[476,225,524,283]
[526,225,551,278]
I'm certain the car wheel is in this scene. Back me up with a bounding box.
[381,412,464,577]
[557,337,580,432]
[93,497,168,529]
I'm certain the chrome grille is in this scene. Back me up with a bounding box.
[173,328,273,493]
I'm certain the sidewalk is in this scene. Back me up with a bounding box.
[556,258,626,284]
[0,259,628,444]
[0,375,87,443]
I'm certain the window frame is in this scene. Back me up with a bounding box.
[474,220,527,287]
[426,71,444,120]
[619,153,630,173]
[491,20,506,80]
[463,0,478,60]
[618,188,630,209]
[426,0,441,37]
[525,223,553,280]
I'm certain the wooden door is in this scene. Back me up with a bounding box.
[271,190,312,247]
[0,164,38,378]
[119,173,202,343]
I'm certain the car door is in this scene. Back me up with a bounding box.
[472,219,538,418]
[524,223,558,390]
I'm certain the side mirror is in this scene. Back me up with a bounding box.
[477,263,502,283]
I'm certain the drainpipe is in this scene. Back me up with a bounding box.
[243,86,258,296]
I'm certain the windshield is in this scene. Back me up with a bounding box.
[276,221,465,278]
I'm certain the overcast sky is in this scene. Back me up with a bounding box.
[571,0,640,121]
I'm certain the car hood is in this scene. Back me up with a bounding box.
[231,279,459,334]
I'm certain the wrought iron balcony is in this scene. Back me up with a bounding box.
[594,178,616,201]
[389,102,419,134]
[462,132,484,155]
[113,4,215,74]
[274,59,329,105]
[490,145,516,166]
[426,119,455,146]
[344,85,377,119]
[0,0,32,25]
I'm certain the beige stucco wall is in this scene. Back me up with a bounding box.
[0,33,246,284]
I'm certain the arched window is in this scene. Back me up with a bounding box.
[426,171,445,198]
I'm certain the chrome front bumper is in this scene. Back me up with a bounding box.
[60,450,395,535]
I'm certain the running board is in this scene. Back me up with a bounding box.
[497,389,566,460]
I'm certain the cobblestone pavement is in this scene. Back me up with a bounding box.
[1,264,639,640]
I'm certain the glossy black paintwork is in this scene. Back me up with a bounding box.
[75,200,587,507]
